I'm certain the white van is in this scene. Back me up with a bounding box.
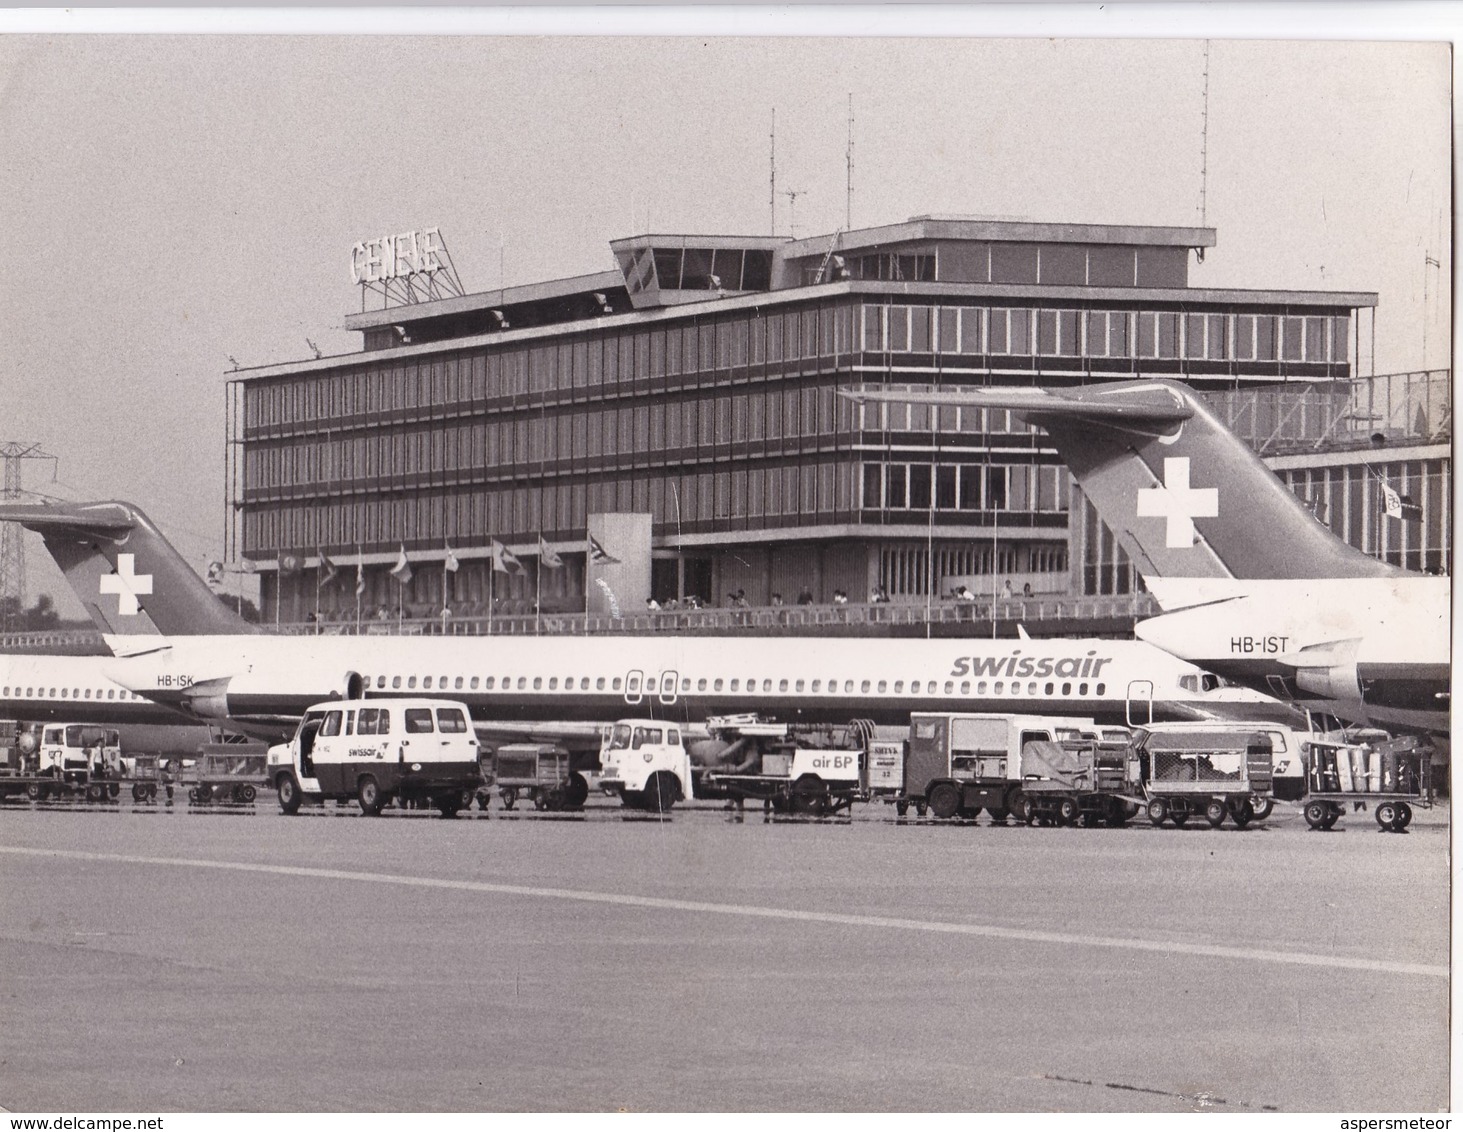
[267,698,482,817]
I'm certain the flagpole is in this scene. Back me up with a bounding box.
[487,561,494,636]
[535,543,542,637]
[315,556,322,634]
[442,544,449,636]
[355,549,362,636]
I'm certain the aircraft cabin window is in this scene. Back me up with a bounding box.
[762,679,772,693]
[730,679,740,692]
[944,681,954,695]
[682,678,691,692]
[319,711,343,738]
[404,709,435,734]
[470,677,479,690]
[961,681,971,695]
[549,678,558,691]
[438,676,447,688]
[390,676,401,689]
[518,677,527,690]
[876,681,887,694]
[408,676,418,690]
[376,676,386,688]
[580,678,590,690]
[1078,683,1088,695]
[596,678,606,690]
[779,679,789,692]
[811,680,821,693]
[533,677,542,691]
[84,689,91,699]
[795,680,804,693]
[60,689,68,699]
[424,677,434,690]
[455,677,464,690]
[713,679,723,692]
[697,678,707,692]
[646,679,656,692]
[611,678,621,691]
[994,681,1004,694]
[893,681,903,694]
[1096,683,1106,695]
[1045,683,1054,695]
[861,681,871,693]
[1062,682,1071,696]
[484,677,495,690]
[840,680,850,693]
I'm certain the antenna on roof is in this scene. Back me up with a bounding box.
[1198,39,1211,231]
[845,93,855,230]
[769,108,777,236]
[782,189,807,239]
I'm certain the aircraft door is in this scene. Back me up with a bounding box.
[624,669,644,705]
[1126,680,1154,727]
[659,670,679,706]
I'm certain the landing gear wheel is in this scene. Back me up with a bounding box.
[1057,798,1081,826]
[644,771,679,814]
[357,776,383,816]
[1397,802,1414,829]
[928,783,962,820]
[1146,798,1169,827]
[277,774,302,815]
[1205,799,1228,828]
[1303,800,1330,829]
[563,772,589,809]
[1375,801,1399,831]
[1249,797,1274,821]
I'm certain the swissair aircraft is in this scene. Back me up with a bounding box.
[0,499,1300,745]
[844,379,1449,735]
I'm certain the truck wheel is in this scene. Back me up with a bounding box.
[357,776,383,816]
[500,787,518,811]
[196,783,214,804]
[1146,798,1169,826]
[563,772,589,809]
[109,783,121,799]
[928,783,961,820]
[25,782,40,801]
[1020,797,1038,825]
[792,775,828,816]
[1249,797,1274,821]
[86,784,104,802]
[1396,802,1413,829]
[895,800,909,817]
[277,774,302,815]
[1204,799,1228,828]
[644,772,679,814]
[1228,799,1254,829]
[986,806,1009,824]
[1057,798,1081,826]
[1303,800,1329,829]
[240,784,257,804]
[1105,799,1131,828]
[131,783,147,802]
[1375,801,1399,831]
[436,796,462,818]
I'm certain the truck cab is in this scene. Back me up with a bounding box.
[267,698,482,817]
[38,724,121,785]
[598,719,693,812]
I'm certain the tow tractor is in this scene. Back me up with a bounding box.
[1300,734,1432,832]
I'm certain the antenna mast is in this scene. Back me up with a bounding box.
[769,108,777,235]
[0,442,57,631]
[845,93,855,230]
[1199,40,1211,228]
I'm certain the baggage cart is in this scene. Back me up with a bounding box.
[1300,736,1432,832]
[186,744,269,805]
[493,742,587,811]
[1135,726,1274,829]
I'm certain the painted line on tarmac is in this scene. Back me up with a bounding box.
[0,845,1446,980]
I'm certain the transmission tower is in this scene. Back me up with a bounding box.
[0,442,57,631]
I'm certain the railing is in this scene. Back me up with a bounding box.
[273,594,1160,637]
[0,630,108,654]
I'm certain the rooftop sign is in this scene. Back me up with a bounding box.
[351,228,445,285]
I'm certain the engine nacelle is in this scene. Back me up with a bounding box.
[182,677,233,721]
[1294,661,1361,702]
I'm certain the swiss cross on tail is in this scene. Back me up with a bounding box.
[99,553,153,615]
[1135,457,1218,548]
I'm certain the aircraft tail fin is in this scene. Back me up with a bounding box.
[845,379,1399,585]
[0,500,259,637]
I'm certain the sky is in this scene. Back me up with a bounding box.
[0,20,1452,614]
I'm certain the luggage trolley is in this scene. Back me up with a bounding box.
[1300,736,1432,832]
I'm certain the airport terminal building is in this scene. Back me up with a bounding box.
[225,215,1444,623]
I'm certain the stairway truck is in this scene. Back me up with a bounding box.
[1016,738,1143,827]
[1132,723,1274,829]
[267,698,482,818]
[897,713,1099,821]
[598,719,694,812]
[692,716,883,815]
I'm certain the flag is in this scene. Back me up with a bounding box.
[205,561,224,586]
[588,534,620,565]
[318,550,339,587]
[538,535,563,569]
[278,552,303,575]
[490,538,523,575]
[389,546,413,585]
[355,559,366,598]
[444,545,460,573]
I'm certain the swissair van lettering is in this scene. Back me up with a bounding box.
[950,652,1112,679]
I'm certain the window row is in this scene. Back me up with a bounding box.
[242,461,864,555]
[2,685,145,702]
[357,669,1108,700]
[860,461,1070,513]
[860,305,1351,364]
